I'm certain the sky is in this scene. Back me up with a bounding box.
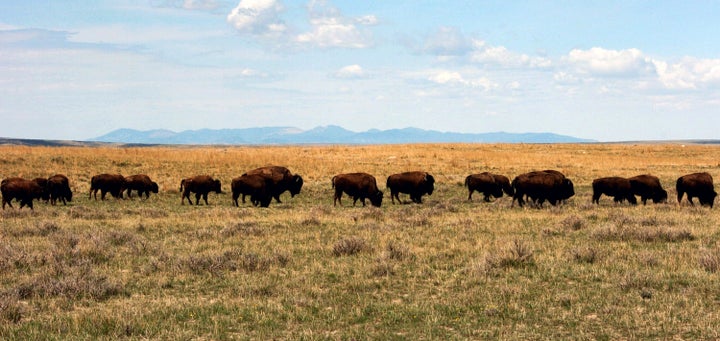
[2,1,720,142]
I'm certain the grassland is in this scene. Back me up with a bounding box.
[1,143,720,339]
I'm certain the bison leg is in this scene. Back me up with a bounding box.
[241,193,247,204]
[592,192,601,204]
[202,193,209,205]
[687,196,695,206]
[273,194,282,204]
[334,189,343,206]
[194,193,201,205]
[232,192,240,207]
[467,189,474,201]
[677,191,685,205]
[483,193,492,202]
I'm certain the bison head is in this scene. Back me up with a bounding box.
[424,174,435,195]
[289,175,303,197]
[151,182,159,194]
[561,179,575,200]
[212,179,222,194]
[369,190,383,207]
[652,189,668,203]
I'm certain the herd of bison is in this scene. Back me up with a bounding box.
[0,165,717,210]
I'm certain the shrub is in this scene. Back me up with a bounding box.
[699,247,720,273]
[484,240,535,271]
[333,237,368,256]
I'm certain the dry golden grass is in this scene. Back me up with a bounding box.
[1,143,720,339]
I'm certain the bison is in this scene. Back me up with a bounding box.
[47,174,72,205]
[243,166,303,204]
[1,177,46,210]
[89,174,126,200]
[180,175,222,205]
[124,174,159,200]
[386,171,435,204]
[628,174,667,205]
[676,172,716,207]
[332,173,383,207]
[465,172,514,202]
[591,177,637,205]
[511,170,574,208]
[231,174,273,208]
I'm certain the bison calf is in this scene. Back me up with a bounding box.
[231,174,273,208]
[124,174,159,200]
[677,172,716,207]
[465,172,513,202]
[591,177,637,205]
[89,174,126,200]
[180,175,222,205]
[386,171,435,204]
[332,173,383,207]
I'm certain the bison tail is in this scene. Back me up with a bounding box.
[331,176,336,189]
[464,176,470,188]
[179,179,185,192]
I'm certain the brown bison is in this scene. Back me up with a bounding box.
[628,174,667,205]
[89,174,126,200]
[47,174,72,205]
[231,174,273,208]
[180,175,222,205]
[332,173,383,207]
[386,171,435,204]
[243,166,303,203]
[676,172,716,207]
[1,177,46,210]
[124,174,159,200]
[511,170,574,207]
[591,177,637,205]
[465,172,514,202]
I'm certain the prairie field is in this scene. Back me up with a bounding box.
[2,143,720,339]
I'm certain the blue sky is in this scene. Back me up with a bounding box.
[2,1,720,141]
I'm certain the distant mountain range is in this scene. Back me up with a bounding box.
[89,126,594,145]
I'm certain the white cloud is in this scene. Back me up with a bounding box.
[654,57,720,89]
[426,70,497,90]
[566,47,655,77]
[227,0,286,37]
[470,40,551,68]
[295,1,372,48]
[333,64,367,79]
[356,15,378,26]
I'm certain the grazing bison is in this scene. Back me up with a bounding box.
[1,177,46,210]
[676,172,716,207]
[465,172,514,202]
[231,174,273,208]
[332,173,383,207]
[47,174,72,205]
[628,174,667,205]
[124,174,159,200]
[89,174,126,200]
[386,171,435,204]
[243,166,303,203]
[180,175,222,205]
[592,177,637,205]
[511,170,574,208]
